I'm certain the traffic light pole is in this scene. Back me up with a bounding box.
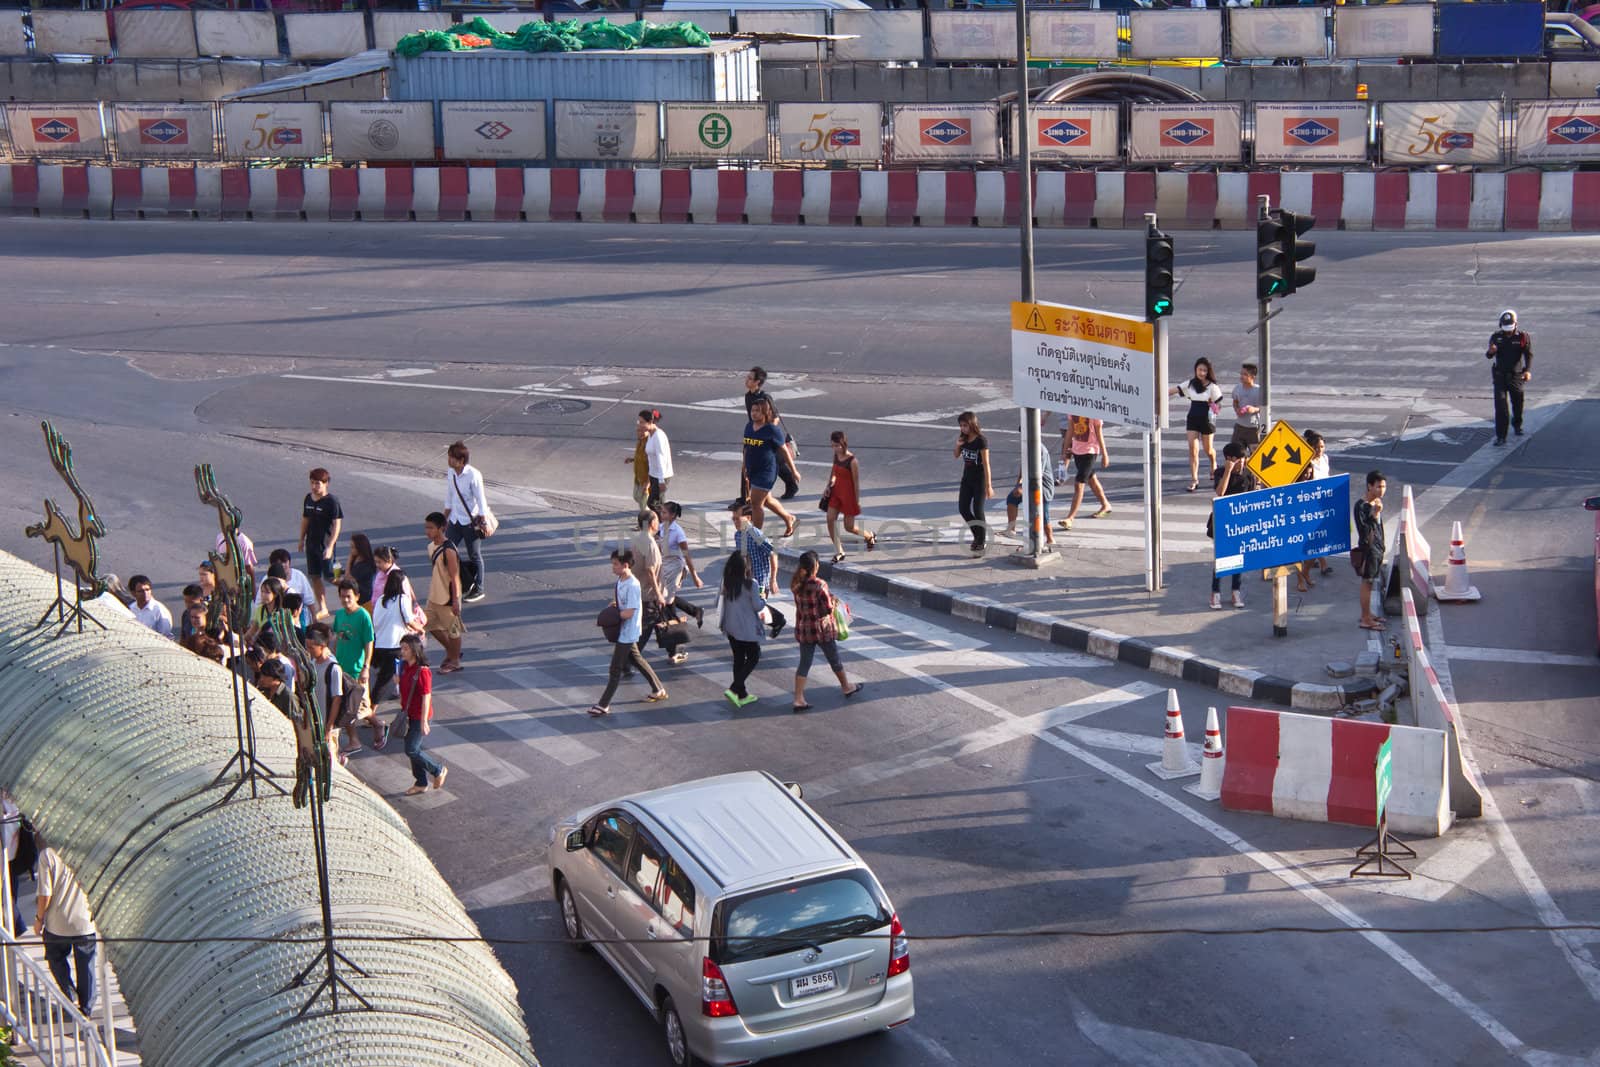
[1256,193,1273,432]
[1144,212,1167,593]
[1011,0,1057,570]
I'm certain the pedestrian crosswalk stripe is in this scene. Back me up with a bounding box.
[419,721,531,788]
[452,682,602,767]
[346,741,458,807]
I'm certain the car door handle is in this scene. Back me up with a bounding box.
[605,885,616,899]
[646,924,658,940]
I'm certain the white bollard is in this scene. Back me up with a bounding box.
[1184,706,1225,800]
[1148,689,1200,780]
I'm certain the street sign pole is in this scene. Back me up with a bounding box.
[1011,0,1057,570]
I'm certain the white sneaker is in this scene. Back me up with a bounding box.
[1209,593,1222,610]
[1231,591,1245,609]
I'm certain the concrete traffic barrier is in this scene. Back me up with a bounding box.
[858,169,889,226]
[1404,171,1438,231]
[1574,172,1600,231]
[1504,169,1542,231]
[656,168,690,224]
[547,167,580,222]
[745,169,775,224]
[1215,171,1251,228]
[1122,171,1156,228]
[1538,170,1574,232]
[248,167,305,219]
[1222,705,1451,837]
[1469,171,1505,231]
[975,169,1006,227]
[326,168,360,221]
[1092,171,1124,229]
[520,167,552,223]
[1342,171,1374,231]
[466,168,523,222]
[1398,588,1483,819]
[1372,170,1408,230]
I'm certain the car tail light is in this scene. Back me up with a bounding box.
[886,913,910,978]
[702,957,739,1017]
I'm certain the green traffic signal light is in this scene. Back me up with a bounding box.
[1257,213,1287,301]
[1145,230,1175,320]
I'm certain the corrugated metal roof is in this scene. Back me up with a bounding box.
[390,40,758,104]
[0,550,540,1067]
[222,49,392,101]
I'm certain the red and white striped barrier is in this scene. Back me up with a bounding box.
[4,164,1599,232]
[1399,588,1484,819]
[1221,705,1451,837]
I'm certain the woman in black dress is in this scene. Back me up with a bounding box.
[1172,357,1223,493]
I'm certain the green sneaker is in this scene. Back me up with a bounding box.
[737,694,759,708]
[724,689,741,707]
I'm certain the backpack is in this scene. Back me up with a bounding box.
[323,660,361,715]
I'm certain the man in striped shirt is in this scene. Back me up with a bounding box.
[730,503,785,639]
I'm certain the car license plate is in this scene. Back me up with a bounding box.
[789,969,837,998]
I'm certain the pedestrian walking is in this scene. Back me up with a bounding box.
[658,502,707,627]
[1354,470,1388,631]
[1,788,29,936]
[954,411,994,554]
[397,634,447,795]
[790,550,862,712]
[734,366,766,506]
[1485,309,1532,446]
[423,513,466,673]
[254,658,297,720]
[626,414,651,511]
[731,503,786,638]
[588,548,668,716]
[635,411,673,513]
[305,623,352,764]
[743,397,800,537]
[344,532,378,610]
[1173,358,1223,492]
[33,838,97,1015]
[297,467,343,617]
[371,568,423,704]
[254,628,297,699]
[262,548,316,628]
[246,576,288,645]
[717,551,765,709]
[127,574,173,638]
[1002,441,1056,544]
[632,509,678,664]
[444,441,492,602]
[1057,415,1111,531]
[1296,430,1336,590]
[370,545,419,616]
[1209,442,1251,610]
[331,577,385,753]
[1230,362,1264,453]
[823,432,876,562]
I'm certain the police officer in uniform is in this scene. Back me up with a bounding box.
[1485,309,1532,446]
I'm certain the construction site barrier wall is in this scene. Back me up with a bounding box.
[6,163,1600,232]
[1221,705,1451,837]
[1400,588,1485,819]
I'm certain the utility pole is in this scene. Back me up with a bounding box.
[1011,0,1057,569]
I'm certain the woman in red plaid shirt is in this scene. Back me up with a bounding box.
[790,550,864,712]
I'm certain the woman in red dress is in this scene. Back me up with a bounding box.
[824,431,876,563]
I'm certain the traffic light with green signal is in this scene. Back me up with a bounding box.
[1145,228,1174,320]
[1256,209,1317,301]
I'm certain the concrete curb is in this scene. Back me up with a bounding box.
[783,546,1379,712]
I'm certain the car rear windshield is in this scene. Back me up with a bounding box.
[713,870,889,965]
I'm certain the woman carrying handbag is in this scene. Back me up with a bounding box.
[823,431,876,563]
[790,550,864,712]
[396,634,447,796]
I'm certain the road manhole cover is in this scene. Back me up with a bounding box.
[525,397,592,415]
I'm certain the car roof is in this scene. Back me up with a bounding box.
[621,771,857,893]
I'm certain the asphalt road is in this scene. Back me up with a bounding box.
[0,220,1595,1067]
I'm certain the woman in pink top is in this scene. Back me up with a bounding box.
[1057,415,1112,531]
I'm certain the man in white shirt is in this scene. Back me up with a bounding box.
[34,840,98,1014]
[443,440,490,604]
[126,574,173,638]
[262,548,317,627]
[638,409,674,512]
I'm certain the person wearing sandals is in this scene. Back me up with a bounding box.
[658,502,707,626]
[372,568,423,706]
[1058,415,1111,532]
[789,550,863,712]
[589,548,668,717]
[1002,441,1056,545]
[423,513,466,674]
[823,431,876,563]
[1354,470,1388,632]
[397,634,447,796]
[718,551,765,709]
[743,397,800,537]
[1172,357,1223,493]
[1209,443,1251,611]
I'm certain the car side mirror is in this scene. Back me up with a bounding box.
[1585,497,1600,512]
[783,781,805,800]
[565,830,586,852]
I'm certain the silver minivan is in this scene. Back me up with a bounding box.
[547,771,914,1066]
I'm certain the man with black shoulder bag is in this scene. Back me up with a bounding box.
[443,441,495,603]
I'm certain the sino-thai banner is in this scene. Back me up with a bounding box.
[1128,103,1241,164]
[1334,5,1433,59]
[330,102,434,161]
[1013,104,1119,162]
[2,104,106,158]
[442,102,545,161]
[1129,9,1222,59]
[664,103,768,162]
[554,100,659,162]
[1226,7,1326,60]
[1252,103,1367,164]
[1029,11,1119,60]
[221,102,323,159]
[832,10,923,61]
[1514,100,1600,162]
[1381,101,1501,166]
[776,102,882,163]
[929,11,1015,61]
[111,103,216,161]
[890,104,1000,162]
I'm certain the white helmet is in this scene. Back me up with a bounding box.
[1498,309,1517,330]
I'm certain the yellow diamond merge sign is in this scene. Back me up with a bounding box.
[1246,419,1312,488]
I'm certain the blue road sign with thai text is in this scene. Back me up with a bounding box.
[1213,474,1351,576]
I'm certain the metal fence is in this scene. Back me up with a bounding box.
[1,97,1592,169]
[0,874,117,1067]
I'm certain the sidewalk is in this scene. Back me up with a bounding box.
[772,513,1384,712]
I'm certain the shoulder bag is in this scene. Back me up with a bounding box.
[453,473,499,538]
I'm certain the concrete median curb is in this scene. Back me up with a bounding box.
[786,547,1378,712]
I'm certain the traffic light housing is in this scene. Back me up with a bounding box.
[1257,209,1317,300]
[1145,228,1174,320]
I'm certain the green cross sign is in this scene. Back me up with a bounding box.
[698,112,732,150]
[1374,737,1393,829]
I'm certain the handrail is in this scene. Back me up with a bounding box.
[0,874,115,1067]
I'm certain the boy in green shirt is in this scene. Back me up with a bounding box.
[331,578,384,753]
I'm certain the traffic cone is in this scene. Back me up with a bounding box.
[1434,520,1482,602]
[1184,707,1225,800]
[1147,689,1199,780]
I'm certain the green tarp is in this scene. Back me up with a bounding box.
[395,17,711,57]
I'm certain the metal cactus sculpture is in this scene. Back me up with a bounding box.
[25,421,110,635]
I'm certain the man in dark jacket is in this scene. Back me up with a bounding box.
[1485,309,1532,446]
